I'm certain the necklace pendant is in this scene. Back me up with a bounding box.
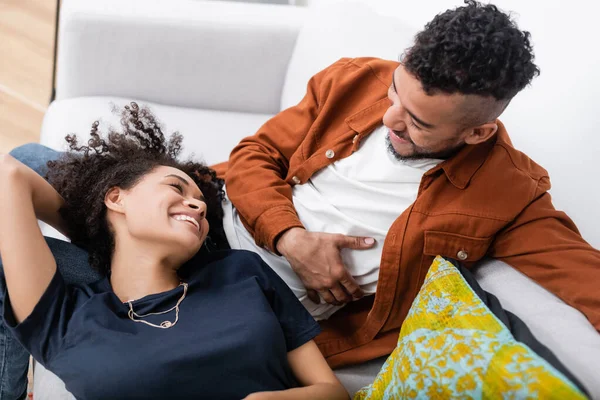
[127,282,187,329]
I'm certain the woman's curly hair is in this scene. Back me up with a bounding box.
[403,0,540,100]
[46,102,226,274]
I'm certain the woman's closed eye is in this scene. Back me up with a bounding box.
[168,182,184,194]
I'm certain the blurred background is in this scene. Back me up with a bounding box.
[0,0,57,153]
[0,0,309,154]
[1,0,599,159]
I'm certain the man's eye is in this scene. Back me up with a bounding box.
[168,183,184,193]
[409,120,422,131]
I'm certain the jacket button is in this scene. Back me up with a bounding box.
[457,250,468,261]
[325,149,335,159]
[291,176,301,184]
[352,135,359,144]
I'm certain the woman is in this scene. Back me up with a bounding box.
[0,103,349,400]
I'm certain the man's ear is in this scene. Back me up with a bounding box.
[463,122,498,145]
[105,187,125,214]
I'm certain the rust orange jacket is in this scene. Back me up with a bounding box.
[220,57,600,368]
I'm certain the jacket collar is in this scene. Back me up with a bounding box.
[426,120,510,189]
[345,97,390,136]
[345,98,510,190]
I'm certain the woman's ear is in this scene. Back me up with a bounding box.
[105,187,125,214]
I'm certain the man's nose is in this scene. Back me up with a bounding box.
[394,120,407,132]
[385,115,407,133]
[386,102,408,131]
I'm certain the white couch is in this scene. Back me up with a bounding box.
[33,0,600,398]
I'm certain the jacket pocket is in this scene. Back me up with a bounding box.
[423,231,493,263]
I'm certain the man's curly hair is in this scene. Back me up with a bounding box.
[403,0,540,100]
[46,102,226,274]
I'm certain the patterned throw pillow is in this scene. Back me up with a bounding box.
[355,256,588,400]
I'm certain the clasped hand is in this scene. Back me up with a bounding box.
[276,228,375,305]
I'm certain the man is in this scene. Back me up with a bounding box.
[1,1,599,398]
[221,0,600,368]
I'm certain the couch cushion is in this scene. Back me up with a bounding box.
[357,256,589,399]
[280,1,416,111]
[334,356,386,396]
[40,97,273,166]
[474,258,600,398]
[33,363,75,400]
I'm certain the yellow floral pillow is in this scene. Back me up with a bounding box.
[355,256,588,400]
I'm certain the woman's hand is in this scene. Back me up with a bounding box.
[243,393,271,400]
[242,341,349,400]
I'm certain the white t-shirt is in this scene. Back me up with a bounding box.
[223,125,441,319]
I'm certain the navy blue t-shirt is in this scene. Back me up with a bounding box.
[3,250,320,400]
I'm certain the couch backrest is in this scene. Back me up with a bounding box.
[56,0,306,115]
[281,1,600,248]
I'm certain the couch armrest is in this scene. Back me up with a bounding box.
[56,0,306,114]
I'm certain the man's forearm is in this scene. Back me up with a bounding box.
[225,62,338,251]
[275,227,306,257]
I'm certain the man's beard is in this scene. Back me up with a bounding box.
[385,133,465,162]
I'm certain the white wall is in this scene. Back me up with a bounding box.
[307,0,600,247]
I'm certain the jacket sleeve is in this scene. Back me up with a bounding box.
[225,59,350,253]
[490,175,600,332]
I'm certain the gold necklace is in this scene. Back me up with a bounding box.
[127,282,188,329]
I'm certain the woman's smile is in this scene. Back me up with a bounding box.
[171,214,200,231]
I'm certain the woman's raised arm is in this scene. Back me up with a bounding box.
[0,154,66,323]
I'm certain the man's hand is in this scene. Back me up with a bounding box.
[276,228,375,305]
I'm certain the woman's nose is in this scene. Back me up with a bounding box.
[184,199,206,218]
